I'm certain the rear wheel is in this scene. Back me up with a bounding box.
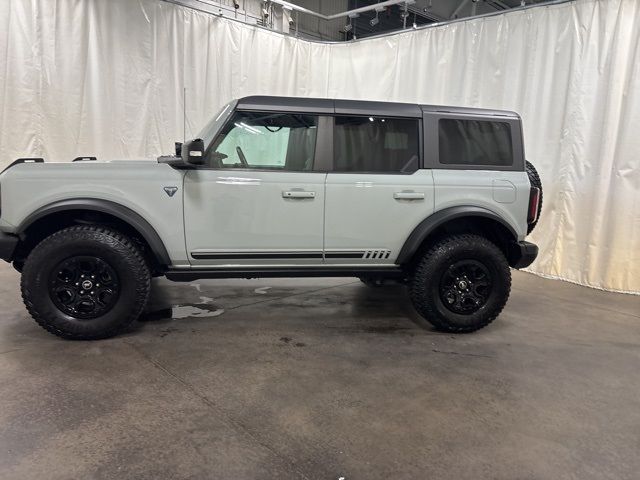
[21,226,151,340]
[409,234,511,333]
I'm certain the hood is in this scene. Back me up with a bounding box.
[0,158,180,186]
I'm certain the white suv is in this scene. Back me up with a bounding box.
[0,96,542,339]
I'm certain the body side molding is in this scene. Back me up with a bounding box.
[17,198,171,267]
[395,205,518,265]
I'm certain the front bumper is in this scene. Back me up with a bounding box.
[508,241,538,269]
[0,231,18,263]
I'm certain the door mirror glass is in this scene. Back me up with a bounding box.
[181,138,205,166]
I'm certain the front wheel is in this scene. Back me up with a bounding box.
[409,234,511,333]
[21,226,151,340]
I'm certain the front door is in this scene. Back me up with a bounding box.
[184,110,325,267]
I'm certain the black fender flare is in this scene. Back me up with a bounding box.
[17,198,171,267]
[395,206,518,265]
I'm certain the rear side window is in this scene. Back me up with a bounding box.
[333,116,420,173]
[438,119,513,166]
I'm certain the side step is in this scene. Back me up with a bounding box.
[165,266,404,282]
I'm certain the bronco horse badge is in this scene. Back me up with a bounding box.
[164,186,178,197]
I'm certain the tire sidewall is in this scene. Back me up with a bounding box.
[426,244,509,330]
[411,235,511,332]
[23,230,148,338]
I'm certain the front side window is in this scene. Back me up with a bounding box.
[207,112,318,171]
[439,119,513,166]
[333,116,420,173]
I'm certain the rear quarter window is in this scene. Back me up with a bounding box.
[438,119,513,166]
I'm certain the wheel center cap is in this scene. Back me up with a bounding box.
[458,280,468,290]
[81,280,93,290]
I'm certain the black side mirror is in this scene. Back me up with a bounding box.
[181,139,205,166]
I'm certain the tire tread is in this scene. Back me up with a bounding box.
[21,225,150,340]
[409,233,511,333]
[526,160,543,234]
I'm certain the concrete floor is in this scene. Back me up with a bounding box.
[0,263,638,480]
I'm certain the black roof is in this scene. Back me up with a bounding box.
[235,95,519,118]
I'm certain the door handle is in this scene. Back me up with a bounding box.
[393,191,424,200]
[282,190,316,199]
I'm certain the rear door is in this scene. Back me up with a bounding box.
[324,113,434,265]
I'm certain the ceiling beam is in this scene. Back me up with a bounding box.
[449,0,470,19]
[268,0,417,21]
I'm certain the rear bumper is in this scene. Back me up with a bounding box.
[508,240,538,269]
[0,231,18,263]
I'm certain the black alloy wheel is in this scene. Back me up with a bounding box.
[439,259,492,314]
[49,256,120,319]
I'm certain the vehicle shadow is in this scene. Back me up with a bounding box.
[135,278,436,335]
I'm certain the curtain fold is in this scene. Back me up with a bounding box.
[0,0,638,293]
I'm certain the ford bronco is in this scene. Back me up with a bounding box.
[0,96,542,339]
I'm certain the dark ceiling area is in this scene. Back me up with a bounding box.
[333,0,552,40]
[343,1,433,40]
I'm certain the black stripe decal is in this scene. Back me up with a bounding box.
[192,251,377,260]
[325,252,365,259]
[191,252,323,260]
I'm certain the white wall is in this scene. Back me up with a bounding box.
[0,0,638,293]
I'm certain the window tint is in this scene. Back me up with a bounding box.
[208,112,318,170]
[438,119,513,166]
[333,116,420,173]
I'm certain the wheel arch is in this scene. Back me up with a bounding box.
[15,198,171,271]
[396,206,519,267]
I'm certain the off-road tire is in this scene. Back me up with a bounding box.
[21,226,151,340]
[409,234,511,333]
[526,160,543,234]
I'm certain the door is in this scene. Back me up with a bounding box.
[184,111,326,266]
[324,115,434,265]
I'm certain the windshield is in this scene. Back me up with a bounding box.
[196,100,237,149]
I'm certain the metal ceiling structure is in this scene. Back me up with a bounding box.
[286,0,560,39]
[162,0,574,41]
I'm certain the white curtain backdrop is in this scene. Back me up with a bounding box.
[0,0,638,293]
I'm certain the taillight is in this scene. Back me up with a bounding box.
[528,187,540,224]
